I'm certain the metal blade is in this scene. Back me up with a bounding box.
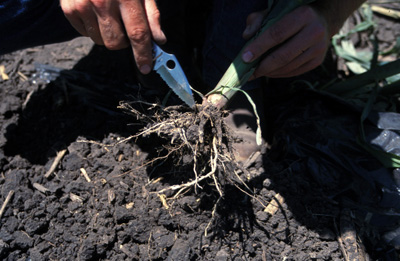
[153,43,195,108]
[155,66,195,108]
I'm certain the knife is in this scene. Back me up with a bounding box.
[152,42,195,108]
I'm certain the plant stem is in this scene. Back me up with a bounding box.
[205,0,317,108]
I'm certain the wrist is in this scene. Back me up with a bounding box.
[310,0,365,38]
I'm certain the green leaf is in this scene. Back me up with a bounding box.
[208,0,317,107]
[346,61,368,74]
[324,59,400,95]
[357,138,400,168]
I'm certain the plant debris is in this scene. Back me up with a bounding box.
[117,100,253,199]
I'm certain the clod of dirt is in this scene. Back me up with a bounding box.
[117,100,251,200]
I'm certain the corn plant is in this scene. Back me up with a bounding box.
[206,0,317,108]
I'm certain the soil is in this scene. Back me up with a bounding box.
[0,5,400,261]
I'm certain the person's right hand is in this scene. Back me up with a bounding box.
[241,6,330,79]
[60,0,166,74]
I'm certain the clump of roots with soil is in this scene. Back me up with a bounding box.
[116,100,253,199]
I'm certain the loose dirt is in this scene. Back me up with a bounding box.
[0,6,399,260]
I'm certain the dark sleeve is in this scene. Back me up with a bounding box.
[0,0,80,55]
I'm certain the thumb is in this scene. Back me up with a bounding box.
[243,10,268,39]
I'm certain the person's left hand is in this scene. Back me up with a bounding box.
[242,5,331,79]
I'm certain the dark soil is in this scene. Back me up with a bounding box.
[0,7,400,261]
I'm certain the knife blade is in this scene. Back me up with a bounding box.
[152,42,195,108]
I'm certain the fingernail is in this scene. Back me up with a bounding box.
[242,51,254,63]
[140,64,151,74]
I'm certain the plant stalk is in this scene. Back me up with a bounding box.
[205,0,317,109]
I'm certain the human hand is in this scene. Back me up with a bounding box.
[60,0,166,74]
[242,5,331,79]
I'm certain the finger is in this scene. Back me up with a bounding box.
[267,57,323,78]
[66,0,104,45]
[270,42,326,78]
[81,12,104,45]
[256,48,311,78]
[243,11,266,39]
[60,0,88,37]
[253,42,326,79]
[264,47,316,77]
[91,0,129,49]
[144,0,167,44]
[242,6,313,63]
[252,22,326,77]
[61,0,104,45]
[120,0,153,74]
[64,15,88,37]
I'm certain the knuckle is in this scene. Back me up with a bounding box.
[62,7,73,16]
[268,25,286,44]
[105,40,128,50]
[99,20,128,50]
[104,34,128,50]
[271,50,292,65]
[74,0,90,12]
[127,28,150,44]
[85,24,97,35]
[90,0,110,16]
[90,0,106,8]
[61,2,75,16]
[99,17,112,27]
[151,9,161,21]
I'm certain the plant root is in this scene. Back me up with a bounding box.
[117,100,253,199]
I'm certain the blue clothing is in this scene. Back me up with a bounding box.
[0,0,265,90]
[202,0,268,89]
[0,0,79,55]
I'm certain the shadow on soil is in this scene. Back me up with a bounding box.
[3,46,397,259]
[3,46,170,165]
